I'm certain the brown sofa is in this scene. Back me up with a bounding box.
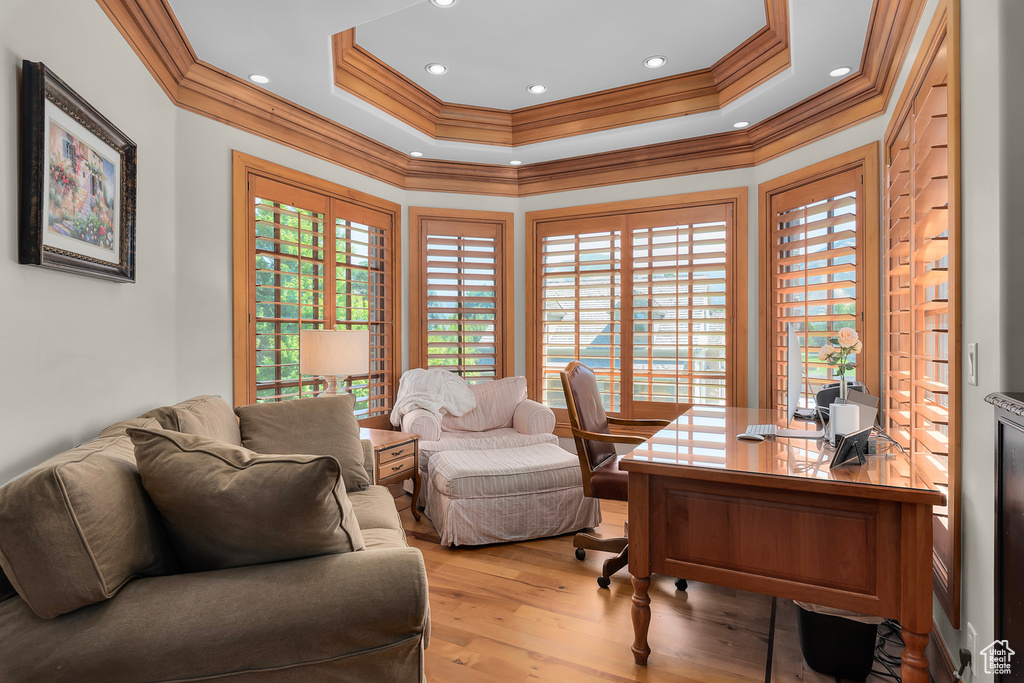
[0,396,429,682]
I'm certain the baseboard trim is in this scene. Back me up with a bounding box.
[928,622,957,683]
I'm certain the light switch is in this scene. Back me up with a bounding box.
[968,342,978,386]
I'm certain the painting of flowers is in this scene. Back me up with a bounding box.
[46,123,117,252]
[19,60,136,282]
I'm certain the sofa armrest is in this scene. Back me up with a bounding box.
[513,399,555,435]
[0,549,429,682]
[402,409,441,441]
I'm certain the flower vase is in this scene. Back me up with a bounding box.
[839,374,848,401]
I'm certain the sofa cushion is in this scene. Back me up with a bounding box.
[348,485,404,532]
[173,395,242,446]
[441,376,527,433]
[0,435,178,619]
[140,395,213,431]
[97,416,162,439]
[128,428,364,572]
[362,528,408,550]
[235,395,369,491]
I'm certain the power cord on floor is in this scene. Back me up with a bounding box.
[871,619,904,681]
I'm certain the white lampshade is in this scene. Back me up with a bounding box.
[299,329,370,377]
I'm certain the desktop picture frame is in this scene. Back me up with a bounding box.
[18,60,137,283]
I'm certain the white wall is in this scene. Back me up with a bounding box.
[0,0,180,484]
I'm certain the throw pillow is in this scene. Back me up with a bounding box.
[441,376,527,432]
[127,428,364,572]
[173,395,242,446]
[0,434,178,619]
[235,394,369,491]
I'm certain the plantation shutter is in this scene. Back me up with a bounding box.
[331,199,396,420]
[629,205,731,413]
[537,216,623,413]
[237,172,397,424]
[418,220,504,380]
[883,16,960,626]
[250,177,329,401]
[766,168,864,409]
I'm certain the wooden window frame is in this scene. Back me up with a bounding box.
[231,152,402,428]
[883,0,961,628]
[408,207,514,379]
[758,143,881,408]
[526,189,748,427]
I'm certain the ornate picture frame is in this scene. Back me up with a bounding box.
[18,61,137,282]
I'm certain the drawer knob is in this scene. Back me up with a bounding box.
[392,448,405,456]
[391,463,404,471]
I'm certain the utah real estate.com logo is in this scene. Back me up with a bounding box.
[979,640,1015,676]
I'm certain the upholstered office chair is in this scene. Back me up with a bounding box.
[560,361,687,589]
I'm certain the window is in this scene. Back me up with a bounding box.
[884,2,961,627]
[759,144,880,409]
[409,208,513,381]
[526,190,747,423]
[232,153,400,427]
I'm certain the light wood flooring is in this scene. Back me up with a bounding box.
[392,491,904,683]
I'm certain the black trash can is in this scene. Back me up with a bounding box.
[796,604,880,680]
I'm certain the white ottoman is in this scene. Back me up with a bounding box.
[424,443,602,547]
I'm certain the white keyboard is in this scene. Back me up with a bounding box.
[744,424,777,437]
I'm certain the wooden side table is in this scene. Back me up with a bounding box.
[359,428,421,520]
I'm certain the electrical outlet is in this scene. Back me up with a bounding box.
[967,622,978,676]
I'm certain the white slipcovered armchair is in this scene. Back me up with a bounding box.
[402,376,558,494]
[398,375,599,546]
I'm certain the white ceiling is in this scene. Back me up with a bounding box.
[358,0,766,111]
[166,0,874,166]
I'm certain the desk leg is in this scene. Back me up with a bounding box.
[410,471,422,521]
[899,502,932,683]
[629,472,651,665]
[631,576,652,665]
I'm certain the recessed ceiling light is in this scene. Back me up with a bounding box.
[643,55,667,69]
[430,0,456,6]
[733,121,750,129]
[509,160,523,166]
[425,63,447,75]
[526,84,547,95]
[410,151,424,157]
[830,66,852,78]
[248,74,270,85]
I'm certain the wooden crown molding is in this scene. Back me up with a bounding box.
[97,0,925,197]
[332,0,790,147]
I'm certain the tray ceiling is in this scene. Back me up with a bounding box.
[165,0,874,166]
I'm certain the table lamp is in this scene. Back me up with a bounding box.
[299,329,370,397]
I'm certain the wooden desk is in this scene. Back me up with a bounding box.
[620,405,945,683]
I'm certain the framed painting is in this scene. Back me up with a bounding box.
[18,61,137,282]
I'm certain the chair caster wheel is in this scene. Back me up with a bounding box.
[597,576,611,589]
[575,548,586,561]
[675,578,688,591]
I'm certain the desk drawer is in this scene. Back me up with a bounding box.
[378,455,415,482]
[378,441,415,465]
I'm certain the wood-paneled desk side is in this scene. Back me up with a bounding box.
[620,406,945,683]
[359,428,421,521]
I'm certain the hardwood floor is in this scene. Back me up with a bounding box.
[393,492,902,683]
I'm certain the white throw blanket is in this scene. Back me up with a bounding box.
[390,368,477,427]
